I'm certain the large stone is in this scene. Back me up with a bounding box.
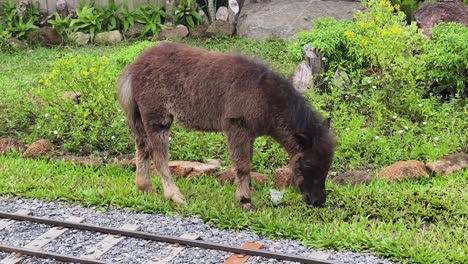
[0,137,26,154]
[379,160,429,181]
[70,32,90,46]
[23,139,54,159]
[291,61,313,94]
[152,161,220,178]
[52,155,104,167]
[414,1,468,38]
[94,30,123,45]
[123,23,144,39]
[216,168,269,185]
[216,6,229,21]
[7,38,27,49]
[189,25,208,38]
[63,91,82,103]
[273,167,293,189]
[158,24,189,40]
[333,170,372,185]
[236,0,364,40]
[228,0,241,24]
[207,20,236,36]
[426,152,468,175]
[27,27,63,47]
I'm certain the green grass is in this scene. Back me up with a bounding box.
[0,153,467,263]
[1,37,467,263]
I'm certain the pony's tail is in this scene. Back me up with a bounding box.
[117,68,139,136]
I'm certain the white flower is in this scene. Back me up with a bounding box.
[169,136,172,141]
[367,80,372,84]
[372,85,377,89]
[45,113,49,118]
[111,136,116,139]
[345,127,350,131]
[356,94,361,98]
[117,109,122,113]
[120,118,125,122]
[404,126,409,130]
[374,136,380,140]
[418,103,423,107]
[434,137,439,141]
[53,130,58,135]
[398,130,404,134]
[321,57,326,61]
[423,121,427,125]
[36,126,41,129]
[392,115,397,119]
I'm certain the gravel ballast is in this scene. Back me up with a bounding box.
[0,197,397,264]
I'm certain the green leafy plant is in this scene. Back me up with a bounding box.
[0,0,40,40]
[69,4,104,41]
[30,54,130,155]
[170,0,203,28]
[48,12,73,38]
[118,0,136,32]
[422,22,468,97]
[95,0,121,31]
[134,4,168,37]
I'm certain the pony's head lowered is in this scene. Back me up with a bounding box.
[290,111,335,207]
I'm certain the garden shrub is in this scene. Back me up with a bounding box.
[30,54,131,155]
[113,40,158,67]
[422,22,468,97]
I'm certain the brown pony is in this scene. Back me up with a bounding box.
[117,42,335,210]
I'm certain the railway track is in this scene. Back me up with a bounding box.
[0,210,337,264]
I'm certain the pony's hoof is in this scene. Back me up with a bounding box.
[241,202,255,211]
[164,190,186,204]
[137,186,156,193]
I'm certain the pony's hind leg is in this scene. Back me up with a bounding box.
[130,116,154,192]
[143,113,186,204]
[223,119,255,211]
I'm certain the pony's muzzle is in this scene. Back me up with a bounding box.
[303,192,326,207]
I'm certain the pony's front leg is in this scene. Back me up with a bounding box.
[224,120,255,211]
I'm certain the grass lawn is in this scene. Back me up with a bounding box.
[0,39,467,264]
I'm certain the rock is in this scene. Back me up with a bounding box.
[111,154,136,168]
[152,161,220,178]
[291,61,313,94]
[189,25,208,38]
[333,68,350,89]
[426,152,468,175]
[273,167,293,189]
[303,44,325,76]
[23,139,54,159]
[378,160,429,181]
[8,38,27,49]
[333,170,372,185]
[158,24,189,40]
[236,0,364,40]
[69,32,90,46]
[123,23,144,39]
[56,0,68,19]
[205,159,222,167]
[206,20,236,36]
[414,1,468,38]
[199,9,210,25]
[52,155,103,167]
[228,0,241,24]
[216,6,229,21]
[94,30,123,45]
[0,137,27,154]
[216,168,269,185]
[63,92,82,103]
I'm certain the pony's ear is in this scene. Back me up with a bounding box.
[322,117,331,130]
[295,132,312,148]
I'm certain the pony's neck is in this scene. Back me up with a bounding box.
[271,124,301,160]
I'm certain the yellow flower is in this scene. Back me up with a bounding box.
[344,30,356,38]
[360,38,369,46]
[89,67,97,73]
[38,79,44,85]
[390,26,403,35]
[82,71,89,76]
[101,56,109,62]
[394,4,400,11]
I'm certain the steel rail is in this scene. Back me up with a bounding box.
[0,211,337,264]
[0,244,106,264]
